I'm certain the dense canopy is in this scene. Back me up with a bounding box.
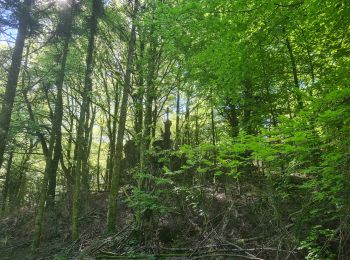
[0,0,349,259]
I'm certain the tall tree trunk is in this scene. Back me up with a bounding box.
[0,0,31,169]
[106,105,118,191]
[143,25,157,152]
[106,104,117,192]
[103,76,119,191]
[32,3,74,249]
[144,91,154,150]
[72,0,101,241]
[107,0,137,232]
[134,37,145,162]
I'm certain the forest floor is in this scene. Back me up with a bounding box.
[0,181,301,260]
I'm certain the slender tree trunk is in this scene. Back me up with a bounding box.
[163,108,172,150]
[103,77,119,191]
[211,105,216,147]
[106,101,118,192]
[48,19,72,170]
[24,89,49,158]
[285,37,303,110]
[33,150,52,250]
[210,94,217,168]
[96,125,103,191]
[242,79,254,135]
[107,0,137,232]
[195,107,199,146]
[80,104,96,194]
[105,153,110,191]
[134,39,145,162]
[300,28,315,85]
[184,95,190,145]
[63,94,75,191]
[143,25,157,152]
[175,89,180,149]
[1,150,13,213]
[72,0,101,240]
[10,141,33,210]
[0,0,31,169]
[152,102,157,139]
[144,93,154,150]
[33,3,74,249]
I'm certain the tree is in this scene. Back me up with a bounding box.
[72,0,102,240]
[107,0,138,233]
[33,0,75,249]
[0,0,32,169]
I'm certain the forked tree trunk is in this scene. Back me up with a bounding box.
[32,3,74,250]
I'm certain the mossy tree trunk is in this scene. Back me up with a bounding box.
[107,0,138,233]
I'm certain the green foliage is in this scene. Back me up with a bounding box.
[298,225,336,260]
[1,0,350,258]
[125,167,174,228]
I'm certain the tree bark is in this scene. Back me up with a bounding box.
[1,150,13,213]
[72,0,101,241]
[33,2,74,249]
[0,0,31,169]
[107,0,137,232]
[143,25,157,152]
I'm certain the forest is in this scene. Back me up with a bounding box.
[0,0,349,259]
